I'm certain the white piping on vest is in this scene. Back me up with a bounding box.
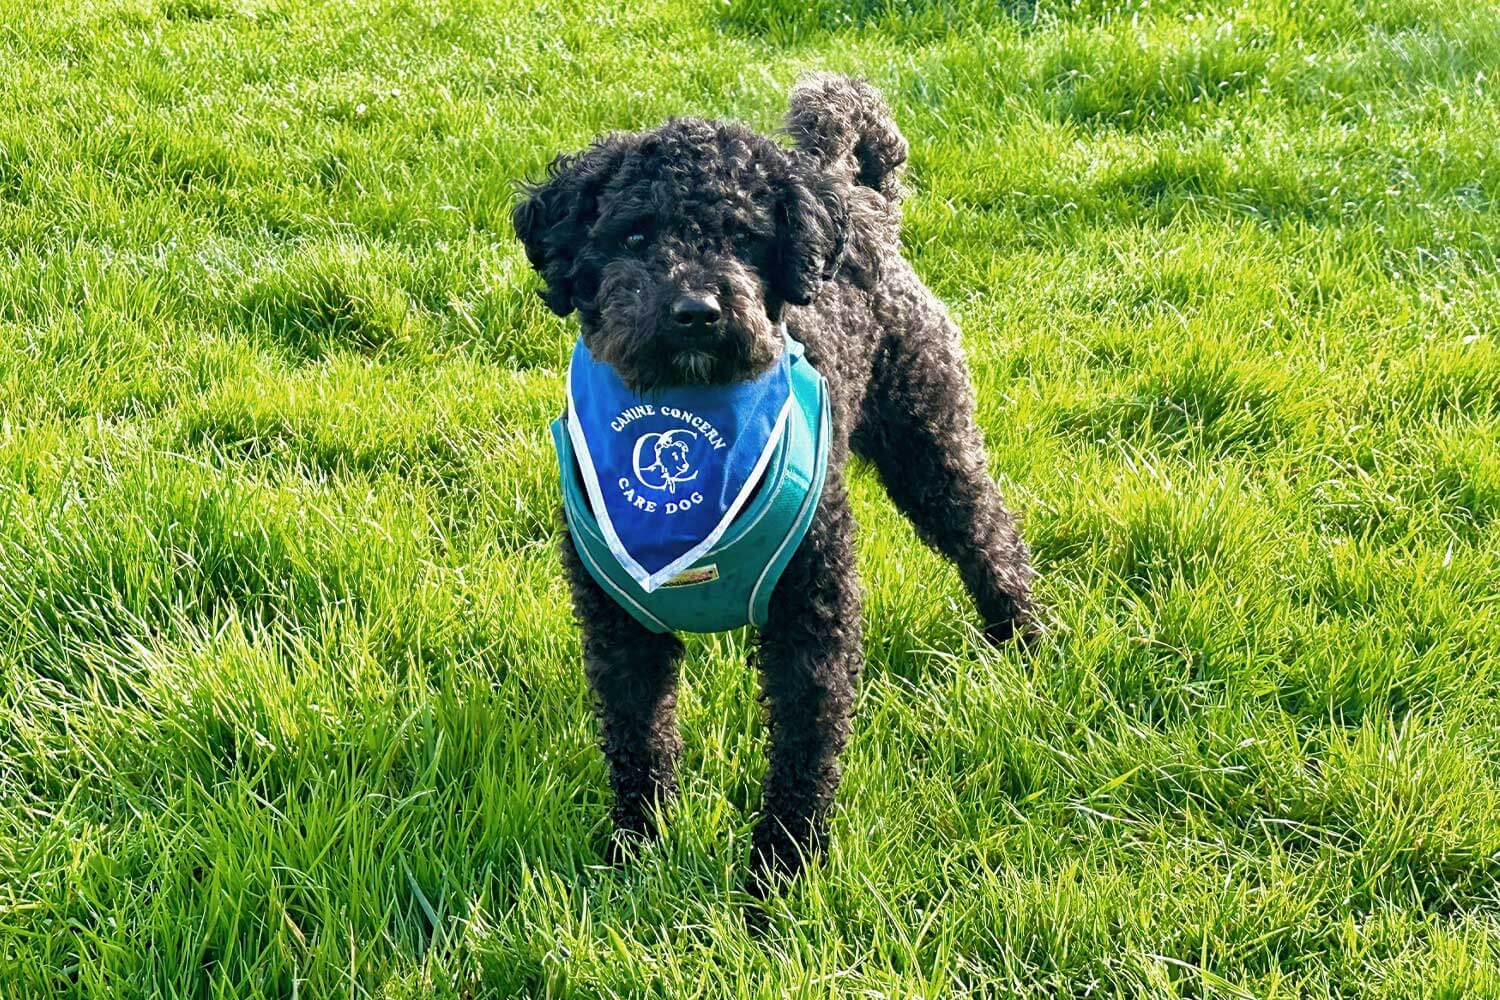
[567,506,672,632]
[746,378,830,623]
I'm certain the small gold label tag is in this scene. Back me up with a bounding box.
[661,564,719,588]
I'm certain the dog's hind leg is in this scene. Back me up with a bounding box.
[856,319,1034,643]
[561,532,685,854]
[752,481,863,889]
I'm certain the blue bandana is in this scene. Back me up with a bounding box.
[564,335,795,593]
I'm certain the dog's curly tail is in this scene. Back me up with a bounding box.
[785,74,907,206]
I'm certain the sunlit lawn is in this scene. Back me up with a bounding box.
[1,0,1498,995]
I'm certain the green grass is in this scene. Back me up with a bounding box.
[1,0,1498,994]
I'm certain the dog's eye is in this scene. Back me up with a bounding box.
[624,232,647,251]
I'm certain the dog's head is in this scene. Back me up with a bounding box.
[512,118,848,391]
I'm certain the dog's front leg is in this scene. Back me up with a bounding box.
[561,532,685,855]
[752,481,863,888]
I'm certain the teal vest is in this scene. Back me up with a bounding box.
[551,340,830,633]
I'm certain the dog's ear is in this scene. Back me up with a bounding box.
[512,146,617,317]
[772,172,849,307]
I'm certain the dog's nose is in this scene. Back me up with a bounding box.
[671,294,721,330]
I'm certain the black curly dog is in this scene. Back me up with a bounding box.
[514,75,1034,889]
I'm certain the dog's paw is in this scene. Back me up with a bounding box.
[748,819,818,893]
[982,595,1043,648]
[603,827,653,866]
[741,899,773,937]
[984,614,1040,647]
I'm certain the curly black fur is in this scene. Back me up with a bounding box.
[515,74,1035,887]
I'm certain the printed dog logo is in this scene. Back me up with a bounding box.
[632,429,699,494]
